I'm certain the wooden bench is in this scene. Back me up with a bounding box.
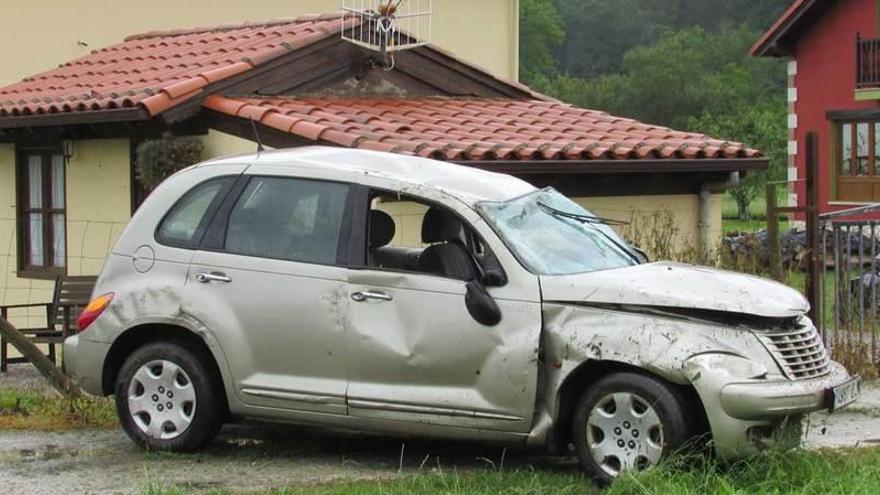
[0,275,98,372]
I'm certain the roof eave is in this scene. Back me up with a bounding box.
[455,158,769,175]
[0,107,152,130]
[751,0,824,58]
[751,40,793,58]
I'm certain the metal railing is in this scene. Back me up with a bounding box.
[818,204,880,367]
[857,35,880,89]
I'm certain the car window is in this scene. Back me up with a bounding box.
[225,177,349,264]
[156,177,235,248]
[367,192,480,280]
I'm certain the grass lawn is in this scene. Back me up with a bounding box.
[721,187,788,221]
[723,218,789,234]
[721,187,793,235]
[0,387,116,430]
[143,448,880,495]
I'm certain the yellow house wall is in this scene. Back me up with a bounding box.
[65,140,133,277]
[0,140,131,325]
[0,144,19,305]
[375,201,431,248]
[0,0,518,88]
[203,130,267,160]
[575,194,724,255]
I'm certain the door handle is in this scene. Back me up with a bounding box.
[195,272,232,284]
[351,290,393,302]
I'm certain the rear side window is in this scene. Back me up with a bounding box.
[225,177,349,264]
[156,177,234,248]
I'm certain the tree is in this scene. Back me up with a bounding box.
[552,0,655,78]
[542,0,791,80]
[688,100,787,219]
[519,0,564,89]
[557,27,785,129]
[518,4,790,222]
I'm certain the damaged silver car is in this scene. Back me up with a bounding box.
[64,146,860,484]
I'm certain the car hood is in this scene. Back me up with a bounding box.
[540,261,808,319]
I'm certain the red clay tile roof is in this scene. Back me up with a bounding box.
[204,95,760,161]
[0,13,350,117]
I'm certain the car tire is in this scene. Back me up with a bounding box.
[115,341,223,451]
[572,372,690,486]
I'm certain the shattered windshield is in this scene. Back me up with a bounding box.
[476,188,640,276]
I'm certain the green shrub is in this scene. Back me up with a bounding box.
[135,135,204,190]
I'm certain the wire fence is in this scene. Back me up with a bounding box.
[0,219,127,322]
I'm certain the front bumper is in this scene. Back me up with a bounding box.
[686,357,852,460]
[63,334,111,396]
[719,361,850,420]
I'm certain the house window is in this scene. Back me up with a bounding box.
[835,120,880,202]
[17,147,66,278]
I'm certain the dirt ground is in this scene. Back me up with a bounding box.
[1,365,879,495]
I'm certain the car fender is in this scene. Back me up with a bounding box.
[85,282,242,411]
[529,302,777,441]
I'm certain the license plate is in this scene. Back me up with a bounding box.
[828,375,861,413]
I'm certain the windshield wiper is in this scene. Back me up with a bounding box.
[536,202,629,226]
[537,201,641,263]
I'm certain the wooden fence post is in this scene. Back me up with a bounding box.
[767,182,783,282]
[805,132,821,325]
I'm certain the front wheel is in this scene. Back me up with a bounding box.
[572,372,690,485]
[115,342,223,451]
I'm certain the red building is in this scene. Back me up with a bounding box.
[753,0,880,214]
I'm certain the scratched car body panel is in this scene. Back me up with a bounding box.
[64,146,858,480]
[540,262,809,318]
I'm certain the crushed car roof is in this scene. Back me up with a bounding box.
[199,146,538,205]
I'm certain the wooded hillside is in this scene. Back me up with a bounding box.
[520,0,791,218]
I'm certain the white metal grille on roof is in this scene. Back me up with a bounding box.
[341,0,433,54]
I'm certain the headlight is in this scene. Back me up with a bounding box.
[686,353,768,380]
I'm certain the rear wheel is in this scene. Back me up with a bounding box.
[572,372,690,485]
[115,342,223,451]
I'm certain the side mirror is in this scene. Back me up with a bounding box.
[465,280,502,326]
[481,266,507,287]
[480,252,508,287]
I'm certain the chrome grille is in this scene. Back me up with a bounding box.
[756,322,831,380]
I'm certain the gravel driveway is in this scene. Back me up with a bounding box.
[2,365,879,494]
[0,423,572,494]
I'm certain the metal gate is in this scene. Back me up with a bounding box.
[781,132,880,371]
[817,205,880,370]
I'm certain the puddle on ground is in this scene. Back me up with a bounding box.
[0,443,92,464]
[226,438,264,448]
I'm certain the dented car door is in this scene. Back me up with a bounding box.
[344,191,543,433]
[345,271,542,432]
